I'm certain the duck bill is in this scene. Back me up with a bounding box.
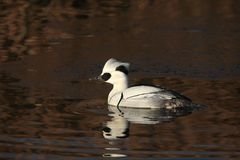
[89,75,103,81]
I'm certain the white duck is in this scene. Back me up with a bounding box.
[98,58,192,109]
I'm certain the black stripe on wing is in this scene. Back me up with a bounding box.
[129,84,191,102]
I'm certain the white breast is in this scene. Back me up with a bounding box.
[108,85,177,108]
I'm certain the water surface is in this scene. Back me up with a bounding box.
[0,0,240,159]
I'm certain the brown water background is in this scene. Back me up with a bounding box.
[0,0,240,159]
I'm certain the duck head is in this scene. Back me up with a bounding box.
[98,58,130,86]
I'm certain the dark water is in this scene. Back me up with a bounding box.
[0,0,240,159]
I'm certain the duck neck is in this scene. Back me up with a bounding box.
[108,78,129,102]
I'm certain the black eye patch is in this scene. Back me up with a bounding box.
[103,127,111,133]
[101,73,111,81]
[115,65,128,75]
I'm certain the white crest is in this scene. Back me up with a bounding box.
[101,58,130,75]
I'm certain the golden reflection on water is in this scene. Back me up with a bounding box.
[1,73,240,158]
[0,0,240,159]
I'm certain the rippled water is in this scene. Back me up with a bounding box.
[0,0,240,159]
[0,74,239,159]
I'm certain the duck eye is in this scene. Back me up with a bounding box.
[101,73,111,81]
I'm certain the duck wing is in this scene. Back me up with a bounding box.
[123,85,191,102]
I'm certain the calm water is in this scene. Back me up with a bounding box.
[0,0,240,159]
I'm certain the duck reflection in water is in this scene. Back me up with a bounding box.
[102,105,200,158]
[103,105,196,140]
